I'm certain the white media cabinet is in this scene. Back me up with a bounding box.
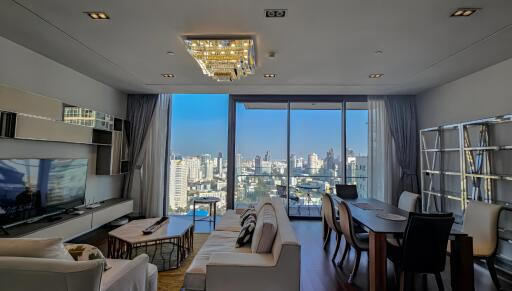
[1,198,133,241]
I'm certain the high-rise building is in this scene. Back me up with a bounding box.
[235,153,242,175]
[308,153,319,175]
[216,152,223,178]
[255,155,262,174]
[202,159,214,181]
[169,159,188,211]
[264,150,271,162]
[185,157,201,182]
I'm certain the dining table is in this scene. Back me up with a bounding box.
[326,196,474,291]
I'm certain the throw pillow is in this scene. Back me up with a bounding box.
[0,238,74,261]
[251,204,278,253]
[240,209,256,226]
[236,220,256,248]
[64,243,111,271]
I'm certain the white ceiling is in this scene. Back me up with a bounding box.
[1,0,512,95]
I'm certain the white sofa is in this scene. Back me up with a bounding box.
[0,244,157,291]
[184,197,301,291]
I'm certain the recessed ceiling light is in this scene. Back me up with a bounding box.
[264,74,277,78]
[167,51,176,56]
[265,9,287,18]
[161,73,175,78]
[85,12,110,20]
[374,50,383,55]
[369,74,383,79]
[451,8,480,17]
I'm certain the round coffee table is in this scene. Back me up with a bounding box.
[192,197,220,229]
[107,217,193,270]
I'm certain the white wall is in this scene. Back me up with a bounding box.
[0,36,127,203]
[416,57,512,129]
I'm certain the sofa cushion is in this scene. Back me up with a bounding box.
[251,204,278,253]
[215,210,242,232]
[0,238,74,261]
[236,220,256,248]
[185,231,251,291]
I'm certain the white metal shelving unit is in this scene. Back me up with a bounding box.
[420,114,512,270]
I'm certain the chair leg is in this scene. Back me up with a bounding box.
[348,250,361,283]
[339,241,351,266]
[332,233,341,262]
[322,228,332,249]
[485,257,502,291]
[434,272,444,291]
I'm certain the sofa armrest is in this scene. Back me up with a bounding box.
[207,252,275,267]
[101,254,148,291]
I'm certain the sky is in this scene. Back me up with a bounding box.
[170,94,368,160]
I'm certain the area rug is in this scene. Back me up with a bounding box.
[157,233,209,291]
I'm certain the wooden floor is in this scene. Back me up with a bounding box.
[73,217,511,291]
[293,219,511,291]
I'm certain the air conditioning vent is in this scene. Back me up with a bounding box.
[265,9,287,18]
[0,111,16,138]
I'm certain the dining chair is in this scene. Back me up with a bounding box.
[335,184,358,199]
[337,200,369,283]
[387,212,454,291]
[398,191,420,212]
[449,201,503,290]
[322,193,346,262]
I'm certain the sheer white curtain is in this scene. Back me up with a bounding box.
[367,96,400,203]
[135,94,171,217]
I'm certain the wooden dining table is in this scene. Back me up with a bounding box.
[325,196,474,291]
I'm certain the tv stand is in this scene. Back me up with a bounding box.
[47,216,63,222]
[0,198,133,240]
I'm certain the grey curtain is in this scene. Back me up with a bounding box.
[385,96,419,195]
[123,94,158,200]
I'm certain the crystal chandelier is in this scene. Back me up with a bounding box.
[183,37,256,82]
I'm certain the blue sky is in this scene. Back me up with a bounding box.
[170,94,368,160]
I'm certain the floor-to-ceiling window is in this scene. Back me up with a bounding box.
[168,94,228,216]
[228,96,369,218]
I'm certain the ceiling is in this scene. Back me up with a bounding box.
[1,0,512,95]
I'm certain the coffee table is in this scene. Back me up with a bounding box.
[107,217,193,270]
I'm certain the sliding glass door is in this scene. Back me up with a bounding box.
[289,103,343,217]
[228,96,368,218]
[234,102,288,209]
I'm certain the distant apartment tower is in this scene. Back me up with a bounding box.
[216,152,223,178]
[185,157,201,182]
[264,150,271,162]
[202,159,214,181]
[347,156,368,196]
[235,153,242,175]
[169,159,188,211]
[255,155,262,174]
[308,153,319,175]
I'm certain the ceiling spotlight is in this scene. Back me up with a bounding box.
[265,9,287,18]
[161,73,175,78]
[451,8,480,17]
[374,50,383,55]
[85,12,110,20]
[369,74,383,79]
[267,51,277,59]
[264,74,277,78]
[167,51,176,56]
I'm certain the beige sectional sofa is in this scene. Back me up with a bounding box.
[184,198,301,291]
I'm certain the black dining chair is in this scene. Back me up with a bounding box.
[335,184,358,199]
[387,212,454,291]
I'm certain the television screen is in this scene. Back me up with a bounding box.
[0,159,88,226]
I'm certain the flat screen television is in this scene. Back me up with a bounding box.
[0,158,88,226]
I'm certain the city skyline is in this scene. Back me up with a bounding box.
[170,94,368,159]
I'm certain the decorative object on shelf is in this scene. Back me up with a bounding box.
[183,36,256,82]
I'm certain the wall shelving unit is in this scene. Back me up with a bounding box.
[420,114,512,272]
